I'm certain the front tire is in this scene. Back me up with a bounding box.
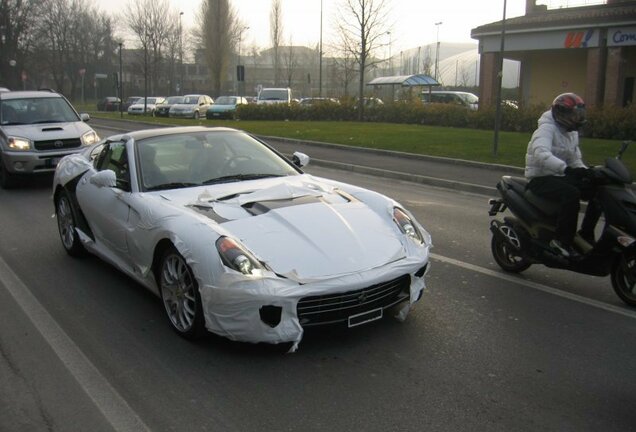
[491,225,531,273]
[159,247,206,339]
[611,254,636,307]
[55,189,87,257]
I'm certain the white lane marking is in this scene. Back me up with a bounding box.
[430,253,636,320]
[0,256,151,432]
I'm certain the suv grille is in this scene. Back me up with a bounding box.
[34,138,82,151]
[297,274,410,326]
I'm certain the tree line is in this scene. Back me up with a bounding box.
[1,0,393,118]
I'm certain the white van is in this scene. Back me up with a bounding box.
[256,88,292,105]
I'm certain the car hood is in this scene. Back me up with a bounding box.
[3,121,93,140]
[171,104,198,109]
[209,104,235,111]
[129,103,157,109]
[156,176,406,281]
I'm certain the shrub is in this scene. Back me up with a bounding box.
[236,100,635,139]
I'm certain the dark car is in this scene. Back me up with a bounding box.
[96,97,121,112]
[154,96,184,117]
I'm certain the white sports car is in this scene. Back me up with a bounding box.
[52,126,431,351]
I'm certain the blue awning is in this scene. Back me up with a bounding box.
[367,74,440,87]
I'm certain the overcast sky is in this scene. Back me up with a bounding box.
[102,1,592,51]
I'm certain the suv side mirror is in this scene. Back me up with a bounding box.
[80,113,90,122]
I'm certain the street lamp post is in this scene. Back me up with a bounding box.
[434,21,443,82]
[319,0,323,97]
[119,42,123,119]
[179,11,184,95]
[493,0,508,156]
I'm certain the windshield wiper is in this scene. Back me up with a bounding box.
[202,174,284,185]
[146,182,200,191]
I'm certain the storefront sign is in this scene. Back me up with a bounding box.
[609,27,636,47]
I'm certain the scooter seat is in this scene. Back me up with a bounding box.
[499,176,560,217]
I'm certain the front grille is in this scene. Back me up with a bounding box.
[34,138,82,151]
[297,274,411,326]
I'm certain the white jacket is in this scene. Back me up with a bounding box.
[525,110,586,180]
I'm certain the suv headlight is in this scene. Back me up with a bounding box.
[216,236,264,275]
[7,136,31,151]
[393,207,429,245]
[81,131,99,146]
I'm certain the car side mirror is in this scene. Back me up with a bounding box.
[292,152,310,168]
[90,169,117,188]
[80,113,90,122]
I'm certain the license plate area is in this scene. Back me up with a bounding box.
[45,157,61,168]
[348,307,383,328]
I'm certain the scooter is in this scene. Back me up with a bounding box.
[488,141,636,307]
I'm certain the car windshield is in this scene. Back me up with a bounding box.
[215,97,236,105]
[259,89,288,101]
[136,130,300,191]
[166,96,184,104]
[0,97,79,125]
[183,96,200,104]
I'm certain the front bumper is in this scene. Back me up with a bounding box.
[170,111,197,119]
[198,254,430,352]
[1,149,84,174]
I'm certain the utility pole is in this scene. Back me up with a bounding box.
[119,42,123,119]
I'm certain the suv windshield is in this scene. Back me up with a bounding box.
[0,97,79,125]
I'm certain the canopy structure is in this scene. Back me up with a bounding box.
[367,74,440,87]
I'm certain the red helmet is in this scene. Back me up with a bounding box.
[551,93,586,131]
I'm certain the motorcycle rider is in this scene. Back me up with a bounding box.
[524,92,601,258]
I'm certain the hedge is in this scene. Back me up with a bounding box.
[236,100,636,140]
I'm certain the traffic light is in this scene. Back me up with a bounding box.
[237,65,245,82]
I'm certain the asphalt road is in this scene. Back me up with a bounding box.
[1,120,635,431]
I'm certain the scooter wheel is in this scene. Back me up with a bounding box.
[491,231,531,273]
[611,255,636,307]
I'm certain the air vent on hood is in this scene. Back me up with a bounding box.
[41,127,64,131]
[242,195,323,216]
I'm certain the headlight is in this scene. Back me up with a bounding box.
[216,236,264,275]
[393,207,425,244]
[81,131,100,146]
[7,136,31,151]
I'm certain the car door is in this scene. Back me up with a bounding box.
[77,140,132,261]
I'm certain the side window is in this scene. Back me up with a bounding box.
[96,142,130,191]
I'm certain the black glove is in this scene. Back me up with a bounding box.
[564,167,590,178]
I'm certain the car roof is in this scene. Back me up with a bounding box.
[0,90,63,100]
[423,91,476,95]
[116,126,243,142]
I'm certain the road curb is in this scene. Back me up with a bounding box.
[260,135,525,175]
[310,158,497,196]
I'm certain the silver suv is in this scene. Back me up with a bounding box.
[0,90,99,188]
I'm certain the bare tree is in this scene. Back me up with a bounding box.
[125,0,172,96]
[0,0,42,90]
[282,38,297,88]
[335,0,391,119]
[193,0,238,97]
[270,0,283,86]
[163,11,181,94]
